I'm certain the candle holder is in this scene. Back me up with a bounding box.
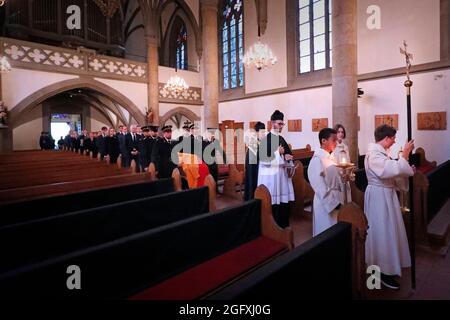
[334,161,356,204]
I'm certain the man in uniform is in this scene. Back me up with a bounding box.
[152,125,177,179]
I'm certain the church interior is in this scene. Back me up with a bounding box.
[0,0,449,301]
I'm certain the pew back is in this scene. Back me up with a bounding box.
[0,187,210,275]
[0,200,262,299]
[206,222,353,299]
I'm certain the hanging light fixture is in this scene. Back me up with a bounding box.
[164,72,189,96]
[0,56,11,74]
[242,26,277,71]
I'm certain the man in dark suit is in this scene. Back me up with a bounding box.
[126,124,142,172]
[96,126,108,160]
[118,125,129,167]
[78,129,88,155]
[151,125,176,179]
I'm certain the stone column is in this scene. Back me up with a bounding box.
[201,0,219,129]
[332,0,358,163]
[147,37,160,125]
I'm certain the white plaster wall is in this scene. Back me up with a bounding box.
[159,103,202,117]
[220,68,450,165]
[358,69,450,165]
[220,86,332,152]
[243,0,288,94]
[358,0,440,74]
[94,78,148,114]
[1,69,78,111]
[91,107,112,131]
[159,66,202,87]
[13,104,43,150]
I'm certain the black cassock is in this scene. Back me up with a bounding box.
[151,138,177,179]
[244,143,259,201]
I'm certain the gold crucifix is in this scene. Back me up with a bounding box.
[400,40,414,83]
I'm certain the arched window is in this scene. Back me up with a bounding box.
[298,0,332,74]
[176,24,188,70]
[169,16,188,70]
[220,0,244,90]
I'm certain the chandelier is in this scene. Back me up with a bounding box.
[92,0,121,18]
[164,73,189,96]
[0,56,11,73]
[242,28,277,71]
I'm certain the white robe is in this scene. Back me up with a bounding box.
[308,149,349,236]
[364,143,414,276]
[257,132,295,205]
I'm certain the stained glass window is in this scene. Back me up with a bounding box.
[220,0,244,90]
[176,24,188,70]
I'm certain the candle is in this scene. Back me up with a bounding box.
[341,157,347,165]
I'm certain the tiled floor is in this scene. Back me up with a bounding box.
[289,211,450,300]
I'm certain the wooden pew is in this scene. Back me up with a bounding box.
[206,222,353,299]
[337,203,369,299]
[291,161,314,216]
[0,178,177,227]
[0,186,292,299]
[0,187,211,277]
[207,202,368,300]
[413,160,450,246]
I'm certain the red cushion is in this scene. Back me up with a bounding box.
[129,237,286,300]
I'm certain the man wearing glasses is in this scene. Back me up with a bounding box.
[257,110,295,228]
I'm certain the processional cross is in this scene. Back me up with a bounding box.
[400,40,414,84]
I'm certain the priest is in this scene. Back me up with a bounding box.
[257,110,294,228]
[307,128,346,236]
[364,124,415,290]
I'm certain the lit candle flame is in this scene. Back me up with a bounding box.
[341,157,347,165]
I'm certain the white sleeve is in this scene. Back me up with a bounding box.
[368,153,414,179]
[308,157,331,201]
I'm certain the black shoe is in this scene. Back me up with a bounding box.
[381,273,400,290]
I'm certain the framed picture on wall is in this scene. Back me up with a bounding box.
[375,114,399,130]
[312,118,328,132]
[417,112,447,130]
[288,119,302,132]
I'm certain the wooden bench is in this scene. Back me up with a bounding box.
[207,202,368,300]
[0,177,178,227]
[207,223,353,299]
[0,187,211,277]
[0,186,293,299]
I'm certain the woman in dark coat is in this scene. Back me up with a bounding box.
[105,128,120,164]
[244,122,266,201]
